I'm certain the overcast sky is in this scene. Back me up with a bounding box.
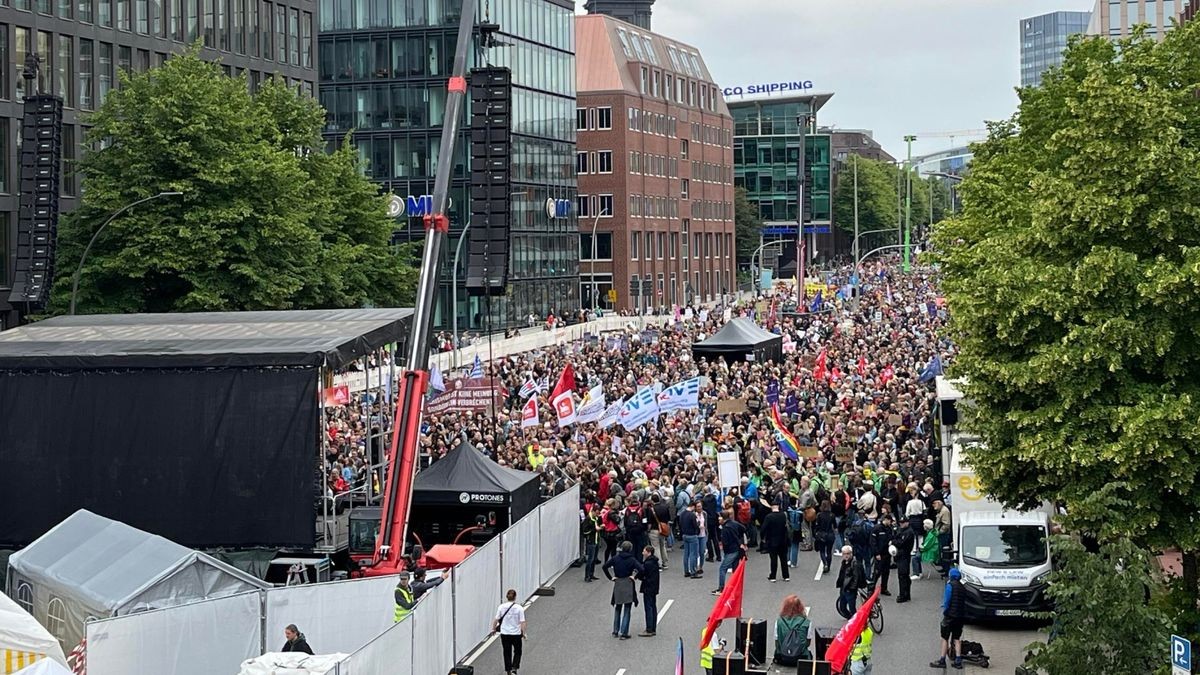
[575,0,1096,158]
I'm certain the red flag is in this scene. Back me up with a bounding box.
[825,586,880,671]
[857,356,866,377]
[520,395,540,428]
[830,366,842,383]
[813,349,828,382]
[551,364,577,427]
[700,558,746,650]
[880,365,895,385]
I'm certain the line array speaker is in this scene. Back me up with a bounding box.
[7,95,63,311]
[465,67,512,297]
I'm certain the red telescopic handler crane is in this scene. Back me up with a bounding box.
[360,0,482,576]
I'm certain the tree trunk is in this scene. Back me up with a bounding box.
[1182,549,1198,610]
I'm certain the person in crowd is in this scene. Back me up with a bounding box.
[871,514,895,596]
[493,588,527,675]
[636,545,661,636]
[772,594,813,666]
[623,499,650,562]
[930,568,966,670]
[650,493,671,567]
[850,625,874,674]
[600,498,622,563]
[759,501,791,582]
[410,568,443,600]
[920,519,940,580]
[813,500,837,573]
[680,497,703,578]
[581,503,601,582]
[835,545,867,620]
[602,541,643,640]
[393,571,416,623]
[281,624,313,654]
[892,516,916,603]
[714,510,747,595]
[933,499,953,576]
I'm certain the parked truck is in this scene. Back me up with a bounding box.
[936,376,1055,620]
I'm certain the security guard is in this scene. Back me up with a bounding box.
[850,625,873,674]
[394,571,416,622]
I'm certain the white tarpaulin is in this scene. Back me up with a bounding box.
[86,590,261,675]
[11,660,72,675]
[501,511,541,602]
[336,617,412,675]
[409,582,454,675]
[538,485,580,586]
[451,538,502,662]
[263,575,397,656]
[0,593,67,673]
[236,652,348,675]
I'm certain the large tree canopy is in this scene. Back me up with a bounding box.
[53,50,415,314]
[934,24,1200,558]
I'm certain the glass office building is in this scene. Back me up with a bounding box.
[730,95,832,226]
[318,0,578,330]
[1086,0,1180,39]
[1021,11,1090,87]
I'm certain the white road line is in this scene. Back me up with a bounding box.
[616,670,628,675]
[657,598,675,623]
[814,560,825,582]
[462,596,540,666]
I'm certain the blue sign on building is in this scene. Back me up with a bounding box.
[545,198,572,219]
[722,80,815,98]
[1173,635,1191,675]
[762,225,798,236]
[802,225,831,235]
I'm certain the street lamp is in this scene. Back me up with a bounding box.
[450,220,471,368]
[589,207,609,312]
[751,239,787,294]
[928,172,965,216]
[68,191,184,315]
[903,134,918,273]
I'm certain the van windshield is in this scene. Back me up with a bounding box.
[960,524,1047,567]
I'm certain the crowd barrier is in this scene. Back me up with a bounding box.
[82,485,580,675]
[86,590,261,675]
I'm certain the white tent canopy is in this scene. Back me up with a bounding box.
[12,660,73,675]
[6,510,269,653]
[0,592,67,673]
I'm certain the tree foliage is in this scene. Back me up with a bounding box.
[933,23,1200,642]
[832,158,950,254]
[53,49,415,314]
[734,186,763,263]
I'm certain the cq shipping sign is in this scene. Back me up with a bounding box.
[722,80,815,98]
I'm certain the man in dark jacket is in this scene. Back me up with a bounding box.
[410,568,444,600]
[759,503,791,582]
[602,541,644,639]
[624,503,649,562]
[834,545,867,619]
[637,545,661,636]
[702,492,721,561]
[581,507,601,582]
[892,518,916,603]
[931,568,966,669]
[679,501,702,578]
[715,510,747,594]
[871,515,895,596]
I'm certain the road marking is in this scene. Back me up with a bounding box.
[814,560,824,582]
[616,670,627,675]
[657,598,675,623]
[462,595,539,666]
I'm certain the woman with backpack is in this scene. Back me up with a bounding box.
[600,498,622,563]
[773,594,813,667]
[812,499,836,573]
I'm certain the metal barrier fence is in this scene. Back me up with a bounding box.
[82,484,580,675]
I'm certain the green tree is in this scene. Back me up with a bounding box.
[832,157,901,252]
[933,23,1200,649]
[53,49,413,314]
[734,186,763,263]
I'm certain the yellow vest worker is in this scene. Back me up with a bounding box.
[700,628,716,670]
[394,573,416,622]
[851,626,873,665]
[527,444,545,470]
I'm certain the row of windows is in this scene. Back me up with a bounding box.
[2,0,314,67]
[576,193,613,218]
[1107,0,1177,31]
[629,194,678,219]
[629,151,677,178]
[574,149,611,174]
[623,40,719,116]
[576,105,611,131]
[691,121,731,147]
[509,232,577,279]
[732,102,817,138]
[319,33,455,82]
[691,160,731,185]
[734,137,831,169]
[578,231,611,260]
[347,132,574,187]
[627,107,675,137]
[625,270,734,304]
[629,230,731,261]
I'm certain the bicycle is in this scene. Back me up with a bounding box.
[858,585,884,634]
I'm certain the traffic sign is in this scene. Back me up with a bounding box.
[1173,635,1191,675]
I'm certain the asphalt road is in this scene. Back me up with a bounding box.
[468,543,1043,675]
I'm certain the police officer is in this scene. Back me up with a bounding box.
[892,517,915,603]
[394,571,416,622]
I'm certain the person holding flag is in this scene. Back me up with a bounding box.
[469,354,484,379]
[550,363,577,427]
[768,404,801,462]
[700,558,745,661]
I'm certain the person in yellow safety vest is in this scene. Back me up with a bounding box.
[700,628,724,675]
[394,571,416,622]
[849,625,873,674]
[527,443,545,471]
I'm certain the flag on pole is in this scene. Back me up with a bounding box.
[675,636,685,675]
[430,364,447,393]
[575,385,608,423]
[768,403,801,462]
[656,377,701,413]
[857,355,867,377]
[918,355,944,383]
[551,364,577,427]
[813,348,828,381]
[520,395,540,429]
[618,386,660,431]
[701,558,746,650]
[518,377,538,399]
[598,398,624,428]
[880,364,895,385]
[824,586,881,671]
[469,354,484,379]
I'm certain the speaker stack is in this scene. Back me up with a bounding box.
[466,67,512,297]
[7,94,63,312]
[735,617,768,667]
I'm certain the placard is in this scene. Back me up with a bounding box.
[717,451,740,489]
[426,376,507,415]
[887,414,903,427]
[715,398,748,415]
[800,445,821,460]
[834,446,853,464]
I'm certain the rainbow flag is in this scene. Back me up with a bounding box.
[675,636,684,675]
[769,403,801,461]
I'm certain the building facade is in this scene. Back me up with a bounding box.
[318,0,578,330]
[1087,0,1181,38]
[0,0,316,328]
[582,0,653,30]
[729,93,834,267]
[1021,10,1090,87]
[826,128,894,164]
[575,13,733,312]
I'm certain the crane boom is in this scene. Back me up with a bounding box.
[367,0,479,575]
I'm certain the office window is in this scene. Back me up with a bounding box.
[598,150,612,173]
[37,0,50,14]
[301,11,311,67]
[260,0,271,59]
[288,8,298,64]
[598,194,613,216]
[639,66,647,94]
[202,0,214,45]
[59,0,74,17]
[576,107,586,131]
[217,0,228,49]
[137,48,149,72]
[580,232,612,260]
[681,178,689,200]
[275,3,285,62]
[62,124,75,195]
[36,32,50,96]
[117,45,131,74]
[597,106,611,130]
[247,0,257,55]
[79,0,93,21]
[151,0,161,34]
[118,0,130,28]
[186,0,198,40]
[97,42,113,103]
[0,119,6,193]
[631,232,639,258]
[652,69,660,97]
[657,232,665,259]
[57,36,72,107]
[136,0,148,32]
[575,151,587,174]
[0,28,6,101]
[79,39,93,109]
[576,194,590,218]
[232,0,243,52]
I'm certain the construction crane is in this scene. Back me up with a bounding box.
[360,0,484,577]
[905,129,988,146]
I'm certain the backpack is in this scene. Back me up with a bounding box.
[736,499,752,524]
[786,507,803,533]
[774,618,812,666]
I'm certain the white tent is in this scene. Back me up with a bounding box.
[12,660,73,675]
[0,592,67,674]
[5,510,269,654]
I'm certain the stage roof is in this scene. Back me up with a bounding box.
[0,308,413,369]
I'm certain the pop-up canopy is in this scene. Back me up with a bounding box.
[692,317,783,363]
[0,592,67,673]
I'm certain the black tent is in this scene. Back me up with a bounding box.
[692,317,783,364]
[410,441,541,546]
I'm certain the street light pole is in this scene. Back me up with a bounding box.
[589,208,609,312]
[903,134,917,272]
[451,220,471,368]
[796,113,812,306]
[853,155,860,267]
[752,239,787,294]
[69,191,184,315]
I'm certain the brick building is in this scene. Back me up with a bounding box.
[575,13,734,312]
